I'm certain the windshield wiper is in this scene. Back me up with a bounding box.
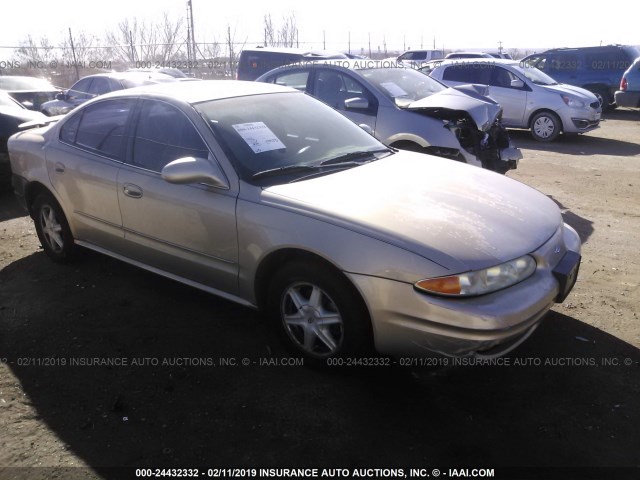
[251,164,320,180]
[319,148,393,166]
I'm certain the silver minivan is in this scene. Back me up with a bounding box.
[426,59,602,142]
[257,60,521,173]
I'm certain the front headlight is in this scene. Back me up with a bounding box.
[414,255,537,297]
[561,94,586,109]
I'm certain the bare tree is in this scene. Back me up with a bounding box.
[105,18,141,64]
[58,31,101,64]
[278,13,297,48]
[14,35,56,64]
[226,25,246,77]
[508,48,522,60]
[262,13,298,48]
[263,14,275,47]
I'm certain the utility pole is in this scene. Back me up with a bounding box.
[323,30,326,50]
[68,28,79,81]
[348,31,351,55]
[129,30,136,64]
[368,32,371,58]
[187,0,196,68]
[498,40,503,54]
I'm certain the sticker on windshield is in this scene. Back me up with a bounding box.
[232,122,285,154]
[380,82,408,98]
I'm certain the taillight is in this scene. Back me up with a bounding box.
[620,77,628,91]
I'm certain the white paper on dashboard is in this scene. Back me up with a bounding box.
[232,122,286,153]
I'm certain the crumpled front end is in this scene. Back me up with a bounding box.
[446,116,522,174]
[407,85,521,173]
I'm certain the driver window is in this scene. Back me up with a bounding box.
[490,67,518,88]
[132,100,210,173]
[313,70,375,113]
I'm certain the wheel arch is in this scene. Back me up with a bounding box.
[254,247,369,316]
[24,181,57,218]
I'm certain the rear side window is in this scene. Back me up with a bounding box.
[442,64,491,84]
[131,100,209,173]
[60,99,133,160]
[270,70,309,90]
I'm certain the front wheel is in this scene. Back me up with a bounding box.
[267,261,373,363]
[33,192,76,263]
[530,111,561,142]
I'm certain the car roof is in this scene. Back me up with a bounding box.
[264,59,405,73]
[97,80,297,104]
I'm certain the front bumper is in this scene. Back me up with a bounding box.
[348,224,581,358]
[614,90,640,108]
[559,107,601,134]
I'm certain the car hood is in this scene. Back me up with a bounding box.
[0,106,47,123]
[542,83,598,101]
[403,85,502,131]
[262,152,561,273]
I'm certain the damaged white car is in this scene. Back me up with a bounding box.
[257,60,521,174]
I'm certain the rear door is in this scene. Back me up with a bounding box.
[46,98,134,248]
[441,64,527,127]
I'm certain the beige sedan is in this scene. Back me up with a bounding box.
[8,81,581,363]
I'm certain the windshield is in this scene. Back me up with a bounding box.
[359,67,446,104]
[195,92,386,184]
[513,65,558,86]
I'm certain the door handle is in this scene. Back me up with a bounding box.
[123,183,143,199]
[54,162,65,173]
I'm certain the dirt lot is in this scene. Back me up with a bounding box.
[0,110,639,479]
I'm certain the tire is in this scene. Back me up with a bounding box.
[593,88,613,111]
[32,192,76,263]
[530,111,561,142]
[267,261,373,364]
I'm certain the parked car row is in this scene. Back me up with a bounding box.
[40,71,179,116]
[8,80,582,363]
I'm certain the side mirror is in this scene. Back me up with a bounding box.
[510,78,524,89]
[344,97,369,110]
[161,157,228,188]
[55,92,67,101]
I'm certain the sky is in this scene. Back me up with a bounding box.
[1,0,639,61]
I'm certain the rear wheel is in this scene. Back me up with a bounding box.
[530,111,561,142]
[33,192,76,263]
[267,261,373,364]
